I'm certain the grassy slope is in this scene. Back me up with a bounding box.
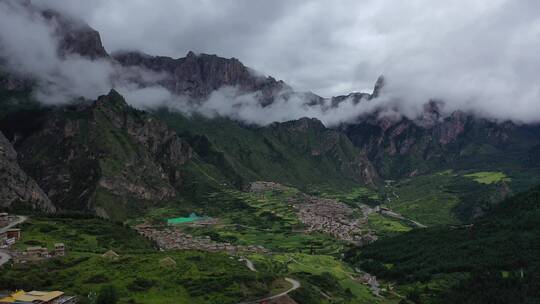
[464,171,511,184]
[0,252,275,304]
[251,253,401,304]
[12,216,154,253]
[156,111,365,190]
[0,217,278,304]
[382,170,512,226]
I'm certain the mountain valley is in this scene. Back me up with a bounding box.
[1,2,540,304]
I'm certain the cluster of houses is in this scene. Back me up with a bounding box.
[293,195,377,245]
[135,224,268,254]
[1,212,67,264]
[0,290,76,304]
[248,182,379,245]
[356,270,382,297]
[10,243,65,264]
[0,213,21,248]
[249,181,292,193]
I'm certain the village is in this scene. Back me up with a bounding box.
[0,213,66,265]
[292,195,378,245]
[249,182,379,245]
[0,212,76,304]
[135,224,268,254]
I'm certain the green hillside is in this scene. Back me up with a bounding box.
[156,110,376,191]
[348,186,540,303]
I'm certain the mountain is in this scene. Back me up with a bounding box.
[158,111,378,191]
[113,51,290,105]
[1,3,540,221]
[0,130,54,212]
[41,8,109,60]
[0,81,376,218]
[13,90,191,219]
[341,102,540,181]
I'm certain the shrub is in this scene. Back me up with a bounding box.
[127,277,156,291]
[84,273,109,284]
[96,285,118,304]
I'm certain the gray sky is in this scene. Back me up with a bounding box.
[5,0,540,123]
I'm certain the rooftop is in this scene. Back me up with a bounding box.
[167,213,203,225]
[0,290,64,303]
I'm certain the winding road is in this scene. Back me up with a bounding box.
[238,257,301,304]
[0,215,27,234]
[238,278,301,304]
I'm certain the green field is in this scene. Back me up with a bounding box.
[464,171,511,184]
[179,188,346,254]
[367,214,412,238]
[382,170,511,225]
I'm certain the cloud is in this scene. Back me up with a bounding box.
[3,0,540,125]
[121,85,380,127]
[0,1,107,103]
[0,1,170,105]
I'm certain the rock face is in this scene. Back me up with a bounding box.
[16,90,192,217]
[113,51,290,104]
[41,9,109,59]
[0,131,54,212]
[341,101,540,178]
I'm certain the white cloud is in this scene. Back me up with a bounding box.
[3,0,540,124]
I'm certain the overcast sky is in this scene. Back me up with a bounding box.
[6,0,540,123]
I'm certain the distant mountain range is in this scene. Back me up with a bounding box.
[1,3,540,220]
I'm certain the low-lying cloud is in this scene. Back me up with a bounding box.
[123,85,382,126]
[0,1,168,106]
[2,0,540,126]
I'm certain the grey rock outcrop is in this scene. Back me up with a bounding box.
[0,131,54,212]
[113,51,290,104]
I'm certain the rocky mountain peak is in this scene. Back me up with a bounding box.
[94,89,128,109]
[13,90,192,216]
[268,117,327,135]
[40,8,109,60]
[113,51,290,103]
[371,75,385,99]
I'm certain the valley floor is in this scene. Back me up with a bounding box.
[1,169,523,303]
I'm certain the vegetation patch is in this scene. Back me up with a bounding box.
[367,214,412,238]
[464,171,511,184]
[0,251,275,304]
[349,186,540,303]
[13,216,154,253]
[250,253,399,304]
